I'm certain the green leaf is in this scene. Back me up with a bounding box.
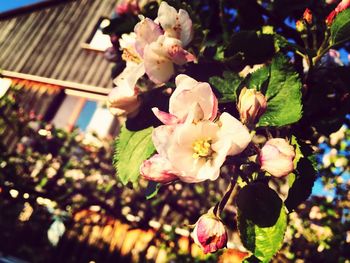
[225,31,275,65]
[237,182,283,227]
[209,71,242,102]
[113,126,155,185]
[238,205,287,263]
[258,54,302,127]
[330,9,350,46]
[285,155,317,211]
[244,66,270,93]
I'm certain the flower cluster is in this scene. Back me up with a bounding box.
[140,74,251,183]
[139,74,296,252]
[108,2,195,116]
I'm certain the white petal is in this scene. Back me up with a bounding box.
[152,125,175,156]
[215,113,251,156]
[143,37,175,84]
[169,75,218,121]
[134,18,163,57]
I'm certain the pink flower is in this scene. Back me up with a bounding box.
[326,0,350,26]
[134,18,163,57]
[115,0,139,15]
[237,87,267,126]
[140,154,179,183]
[192,210,228,254]
[107,60,145,117]
[259,138,295,177]
[152,74,218,124]
[141,75,250,184]
[157,1,194,46]
[116,4,195,85]
[150,112,250,183]
[143,36,196,84]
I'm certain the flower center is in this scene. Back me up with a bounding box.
[192,138,213,159]
[122,49,142,64]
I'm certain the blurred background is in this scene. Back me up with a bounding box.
[0,0,349,262]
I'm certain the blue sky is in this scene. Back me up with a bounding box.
[0,0,44,13]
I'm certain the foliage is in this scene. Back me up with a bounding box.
[2,0,350,262]
[104,0,350,261]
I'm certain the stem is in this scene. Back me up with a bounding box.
[214,173,239,217]
[311,26,318,50]
[219,0,229,44]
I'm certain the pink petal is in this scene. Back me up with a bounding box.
[143,38,175,84]
[134,18,163,57]
[152,107,179,125]
[140,154,179,183]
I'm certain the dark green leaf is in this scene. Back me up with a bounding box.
[258,54,302,127]
[225,31,275,65]
[330,9,350,46]
[236,182,283,227]
[238,205,287,263]
[209,71,243,102]
[285,156,317,211]
[113,126,155,185]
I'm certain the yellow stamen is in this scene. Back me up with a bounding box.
[192,138,213,159]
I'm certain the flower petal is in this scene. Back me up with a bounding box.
[140,154,179,183]
[157,1,193,46]
[214,112,251,156]
[152,107,179,125]
[134,18,163,57]
[152,125,175,156]
[143,37,175,84]
[169,75,218,121]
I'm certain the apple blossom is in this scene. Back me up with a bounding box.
[148,112,250,183]
[237,87,267,126]
[152,74,218,125]
[140,154,179,183]
[157,1,193,46]
[192,210,228,254]
[259,138,295,178]
[141,74,250,183]
[116,4,195,85]
[107,59,144,116]
[143,35,196,84]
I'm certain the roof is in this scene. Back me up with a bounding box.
[0,0,115,89]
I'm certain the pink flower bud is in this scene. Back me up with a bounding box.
[140,154,179,183]
[259,138,295,178]
[107,86,141,117]
[238,87,267,125]
[191,211,228,254]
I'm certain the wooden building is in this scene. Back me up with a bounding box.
[0,0,118,139]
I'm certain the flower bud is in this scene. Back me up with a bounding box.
[296,20,306,32]
[238,87,267,125]
[191,210,228,254]
[107,86,141,117]
[140,154,179,183]
[259,138,295,177]
[303,8,313,25]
